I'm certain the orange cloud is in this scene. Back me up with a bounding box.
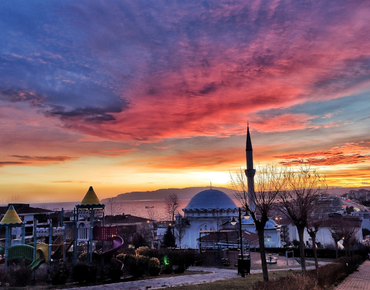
[275,142,370,166]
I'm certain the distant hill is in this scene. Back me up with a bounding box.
[327,186,370,196]
[101,186,236,203]
[101,186,370,204]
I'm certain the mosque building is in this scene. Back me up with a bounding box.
[175,126,281,249]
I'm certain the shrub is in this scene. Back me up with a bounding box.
[252,272,318,290]
[136,246,150,256]
[167,250,196,271]
[9,265,32,287]
[0,268,10,284]
[125,254,147,278]
[116,253,126,263]
[51,261,70,285]
[173,265,185,274]
[72,262,97,284]
[109,258,123,281]
[137,255,150,273]
[148,257,161,276]
[317,262,345,289]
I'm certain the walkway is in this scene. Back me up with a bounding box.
[68,265,309,290]
[334,260,370,290]
[68,267,236,290]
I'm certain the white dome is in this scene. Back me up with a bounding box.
[184,189,237,211]
[265,219,278,229]
[241,218,279,229]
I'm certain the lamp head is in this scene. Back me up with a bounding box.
[231,216,237,226]
[243,209,250,219]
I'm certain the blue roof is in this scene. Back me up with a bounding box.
[184,189,237,211]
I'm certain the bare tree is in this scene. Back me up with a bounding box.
[146,206,156,221]
[279,166,327,273]
[230,164,286,282]
[307,215,325,270]
[330,217,360,258]
[165,194,179,223]
[106,197,116,216]
[175,215,187,248]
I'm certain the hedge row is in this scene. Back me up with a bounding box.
[116,247,197,277]
[252,255,364,290]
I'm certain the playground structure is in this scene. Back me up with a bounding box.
[73,186,123,264]
[7,243,48,271]
[0,186,124,276]
[0,205,58,273]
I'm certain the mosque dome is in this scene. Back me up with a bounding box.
[265,219,279,229]
[241,217,279,229]
[184,189,237,212]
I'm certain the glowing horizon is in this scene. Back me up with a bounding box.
[1,1,370,203]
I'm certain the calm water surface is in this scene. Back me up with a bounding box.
[32,199,191,221]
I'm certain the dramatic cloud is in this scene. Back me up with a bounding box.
[1,0,370,142]
[1,0,370,200]
[276,142,370,166]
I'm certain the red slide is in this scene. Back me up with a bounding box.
[103,236,124,256]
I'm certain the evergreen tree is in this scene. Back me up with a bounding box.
[162,226,176,248]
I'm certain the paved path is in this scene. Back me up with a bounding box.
[68,267,237,290]
[68,265,310,290]
[334,260,370,290]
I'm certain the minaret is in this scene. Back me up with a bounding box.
[245,124,256,212]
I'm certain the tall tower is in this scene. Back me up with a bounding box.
[245,124,256,212]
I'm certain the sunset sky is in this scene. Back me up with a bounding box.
[1,0,370,203]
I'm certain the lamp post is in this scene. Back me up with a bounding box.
[231,207,245,277]
[231,207,251,277]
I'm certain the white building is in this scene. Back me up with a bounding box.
[175,188,282,249]
[176,189,238,249]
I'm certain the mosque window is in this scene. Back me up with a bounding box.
[204,225,207,230]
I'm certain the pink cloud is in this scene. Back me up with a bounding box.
[275,142,370,166]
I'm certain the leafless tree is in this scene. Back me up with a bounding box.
[106,197,116,216]
[230,164,286,282]
[278,166,327,273]
[165,194,179,223]
[146,206,156,221]
[175,215,187,249]
[307,214,325,270]
[330,217,360,258]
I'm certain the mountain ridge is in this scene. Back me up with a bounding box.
[101,186,370,204]
[101,186,235,203]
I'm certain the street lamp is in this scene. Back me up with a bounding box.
[231,207,250,277]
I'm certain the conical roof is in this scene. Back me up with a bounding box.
[80,186,101,205]
[0,205,22,225]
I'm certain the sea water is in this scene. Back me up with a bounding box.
[32,199,191,221]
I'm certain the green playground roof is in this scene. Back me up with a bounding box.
[0,205,23,225]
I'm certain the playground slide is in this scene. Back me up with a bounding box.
[102,236,123,256]
[7,244,48,271]
[28,258,45,271]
